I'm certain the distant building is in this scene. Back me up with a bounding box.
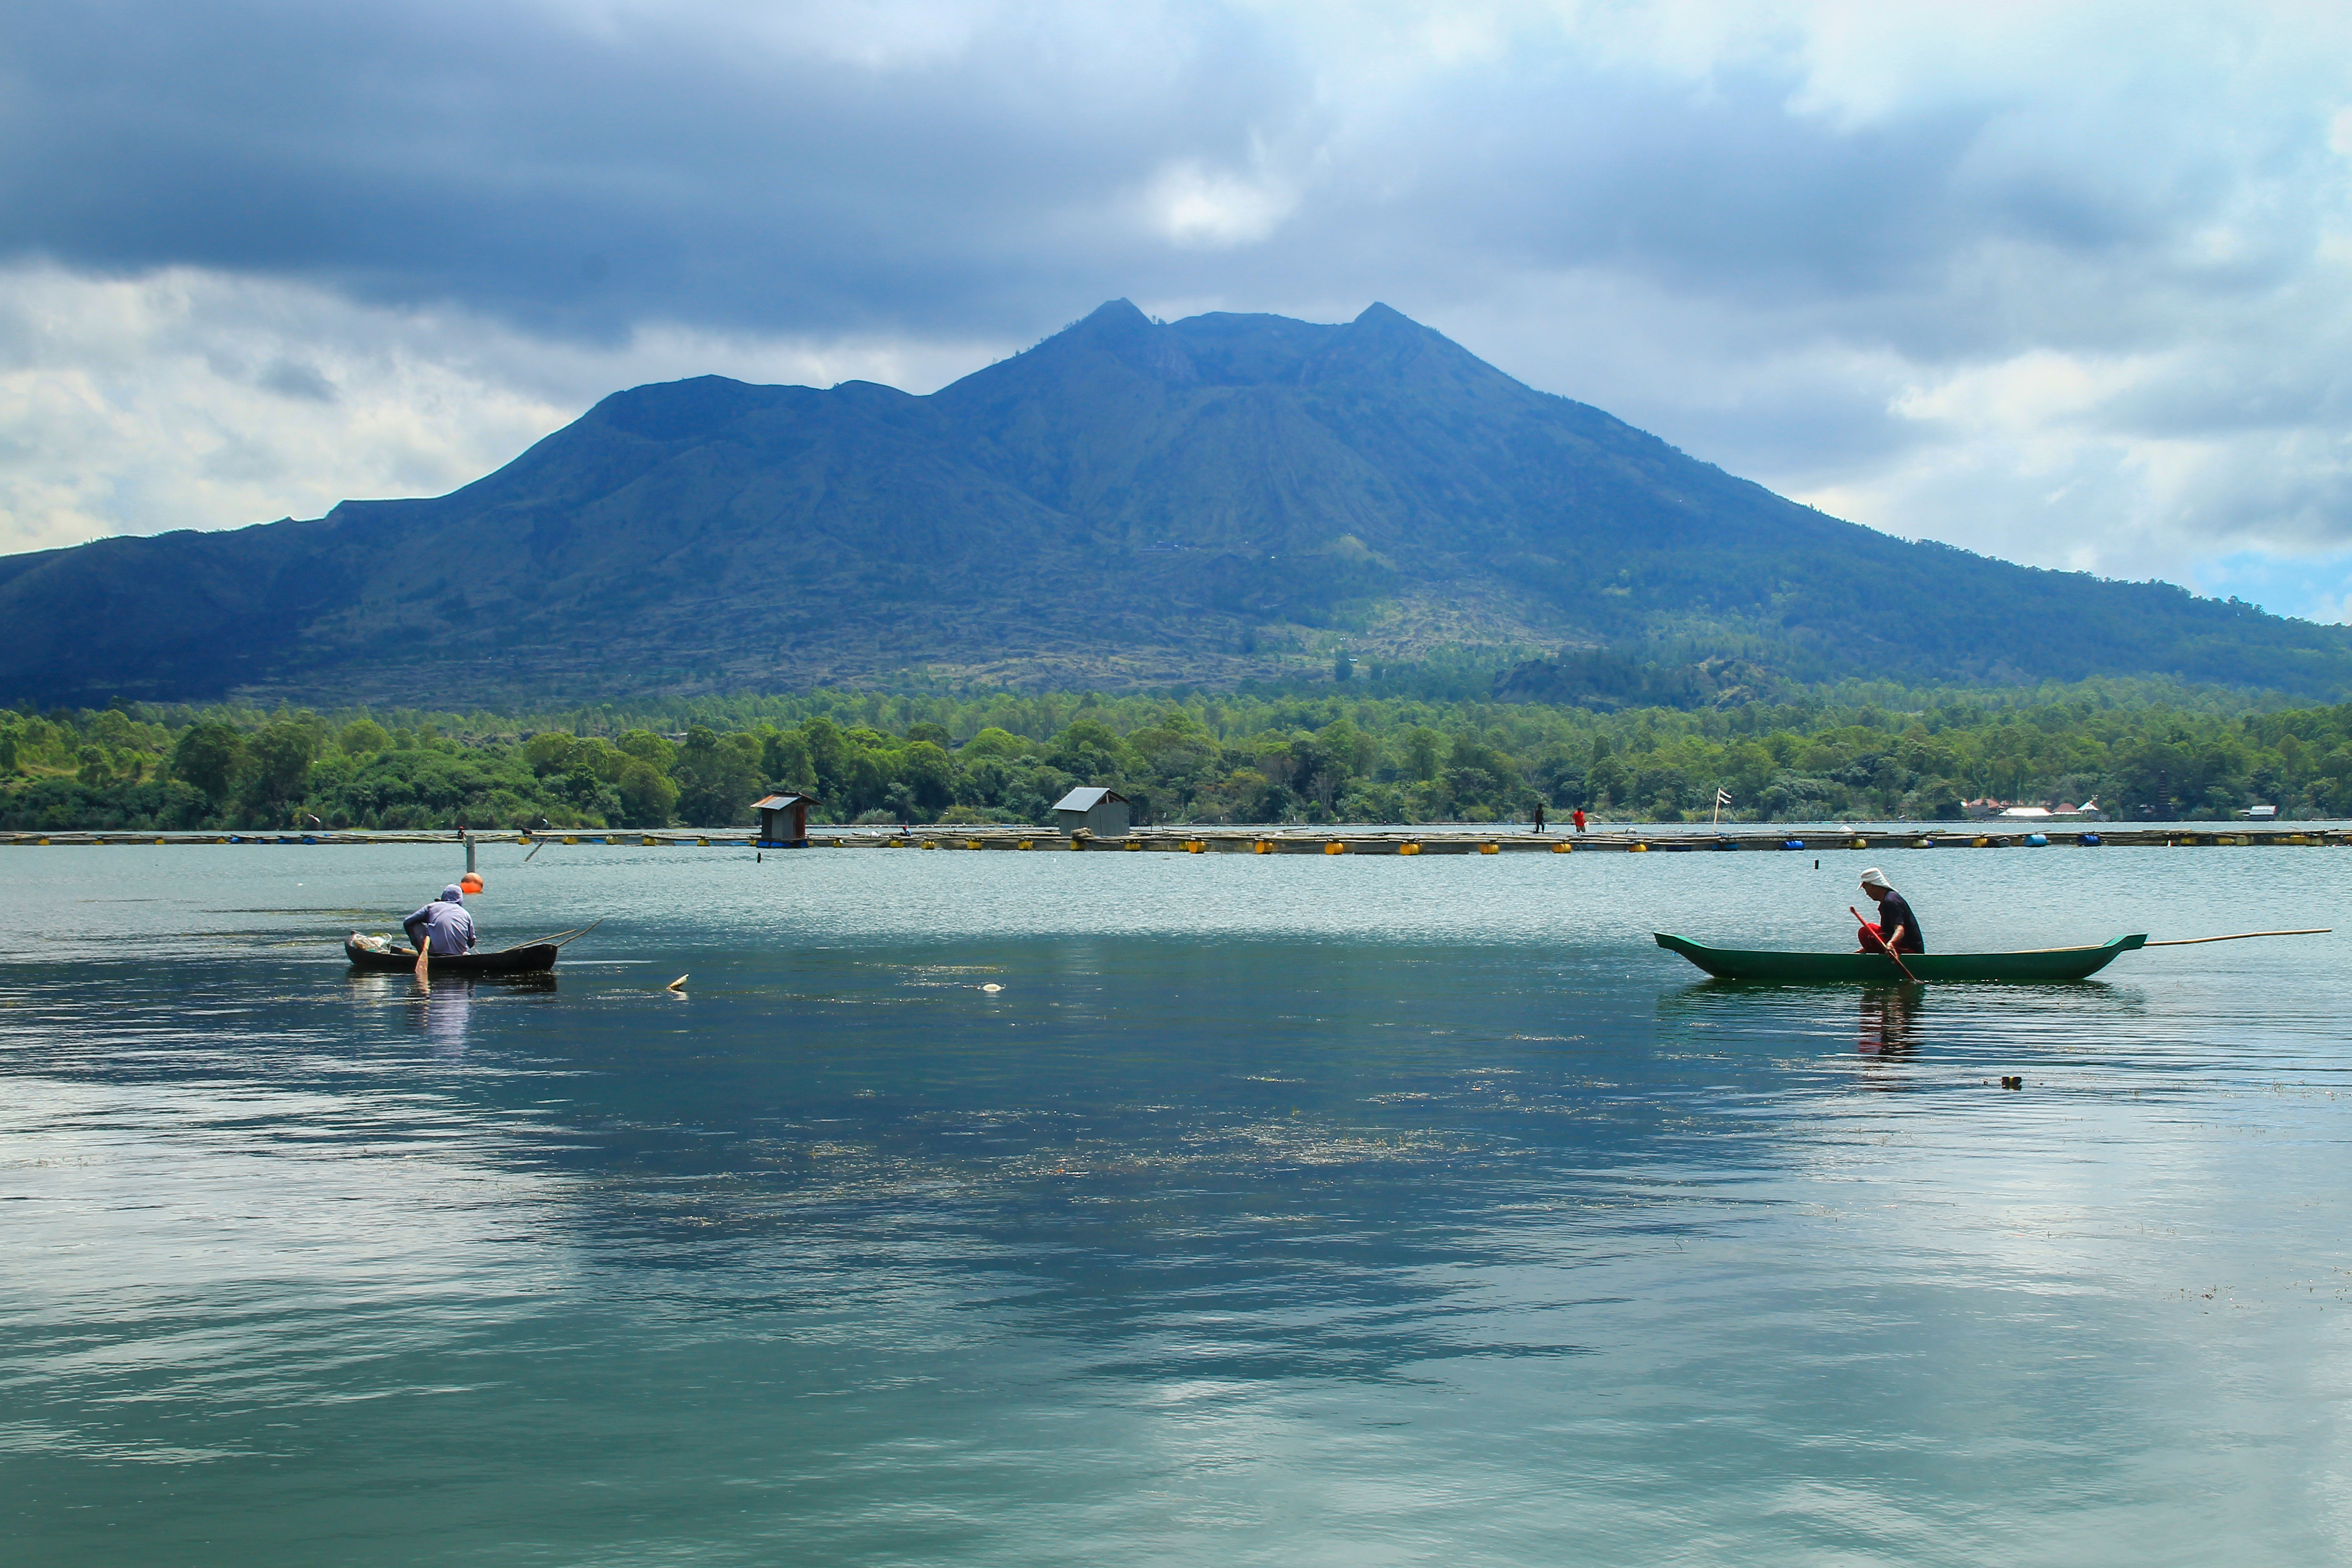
[1967,797,2104,823]
[1052,786,1130,837]
[752,793,817,847]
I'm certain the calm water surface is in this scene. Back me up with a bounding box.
[4,842,2348,1565]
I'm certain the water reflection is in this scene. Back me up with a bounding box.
[409,980,473,1054]
[1857,985,1918,1057]
[342,969,556,1059]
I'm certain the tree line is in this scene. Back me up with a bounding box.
[2,678,2347,831]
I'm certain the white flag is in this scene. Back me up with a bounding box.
[1715,787,1731,805]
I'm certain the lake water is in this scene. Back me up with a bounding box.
[4,841,2349,1565]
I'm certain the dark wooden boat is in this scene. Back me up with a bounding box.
[1655,931,2147,982]
[344,935,560,975]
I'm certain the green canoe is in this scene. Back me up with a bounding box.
[1655,931,2148,982]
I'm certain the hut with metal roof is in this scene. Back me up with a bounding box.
[752,793,818,847]
[1052,786,1130,837]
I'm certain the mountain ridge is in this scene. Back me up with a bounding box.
[2,299,2347,707]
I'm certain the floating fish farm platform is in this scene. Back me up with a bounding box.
[7,825,2345,852]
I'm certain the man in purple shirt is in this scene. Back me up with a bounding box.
[404,876,482,956]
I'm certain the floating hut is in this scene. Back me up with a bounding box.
[752,793,818,847]
[1052,786,1130,837]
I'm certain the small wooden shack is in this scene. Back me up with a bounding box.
[1052,786,1130,837]
[752,793,817,847]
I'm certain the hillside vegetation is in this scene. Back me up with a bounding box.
[5,677,2346,832]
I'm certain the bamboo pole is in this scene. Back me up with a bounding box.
[2143,928,2331,948]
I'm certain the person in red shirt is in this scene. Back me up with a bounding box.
[1570,807,1587,833]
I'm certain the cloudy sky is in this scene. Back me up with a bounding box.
[4,1,2350,617]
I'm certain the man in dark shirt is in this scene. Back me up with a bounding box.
[1855,868,1925,953]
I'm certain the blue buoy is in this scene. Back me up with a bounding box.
[2079,832,2102,846]
[1783,839,1805,850]
[2024,833,2049,846]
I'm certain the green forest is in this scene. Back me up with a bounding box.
[5,670,2349,831]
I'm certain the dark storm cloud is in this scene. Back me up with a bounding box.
[0,2,1314,337]
[4,0,2278,352]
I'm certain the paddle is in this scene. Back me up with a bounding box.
[1851,906,1920,983]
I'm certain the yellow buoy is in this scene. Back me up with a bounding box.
[1255,840,1274,853]
[563,835,580,845]
[967,839,983,850]
[1850,837,1867,849]
[642,836,658,846]
[1017,839,1034,851]
[1325,841,1347,854]
[1399,842,1421,855]
[1552,842,1572,853]
[1479,843,1499,854]
[1631,842,1648,852]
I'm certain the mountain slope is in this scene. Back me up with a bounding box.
[4,299,2348,707]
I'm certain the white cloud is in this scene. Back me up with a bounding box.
[0,265,1008,554]
[1141,159,1297,248]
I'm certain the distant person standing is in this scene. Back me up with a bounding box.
[1532,800,1547,833]
[1571,807,1587,833]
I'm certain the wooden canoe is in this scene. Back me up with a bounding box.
[1655,931,2147,982]
[344,936,560,975]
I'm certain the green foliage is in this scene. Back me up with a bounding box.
[618,729,678,771]
[11,675,2352,832]
[0,777,211,831]
[243,719,321,814]
[339,718,391,756]
[671,725,762,826]
[171,722,245,804]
